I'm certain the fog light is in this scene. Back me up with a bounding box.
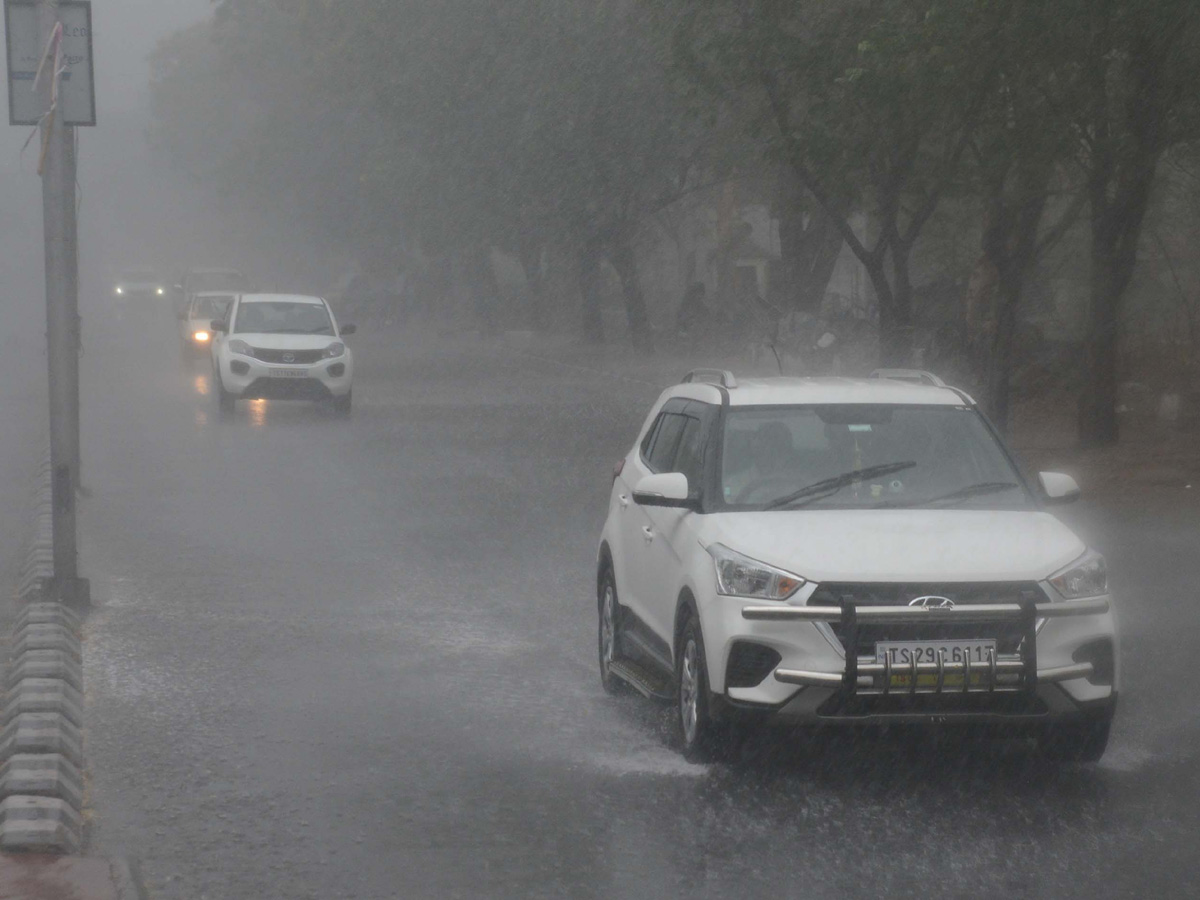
[327,363,345,378]
[193,331,210,342]
[230,360,250,376]
[1073,639,1114,687]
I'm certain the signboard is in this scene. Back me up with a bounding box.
[5,0,94,126]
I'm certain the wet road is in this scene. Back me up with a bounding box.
[74,307,1200,899]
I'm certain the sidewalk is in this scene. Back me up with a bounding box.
[0,855,143,900]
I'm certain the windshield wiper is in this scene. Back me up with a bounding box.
[763,461,917,511]
[874,481,1020,509]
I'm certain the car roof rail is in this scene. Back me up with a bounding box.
[682,368,738,389]
[867,368,946,387]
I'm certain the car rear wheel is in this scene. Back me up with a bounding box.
[1038,719,1111,763]
[598,568,628,696]
[677,615,733,763]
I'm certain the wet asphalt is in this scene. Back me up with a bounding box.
[51,306,1200,899]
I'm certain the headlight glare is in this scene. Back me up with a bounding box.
[706,544,804,600]
[193,331,211,342]
[1049,551,1107,599]
[322,342,345,359]
[227,339,254,358]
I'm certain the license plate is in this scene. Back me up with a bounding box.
[875,640,996,687]
[269,368,308,378]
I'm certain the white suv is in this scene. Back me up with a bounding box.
[210,294,355,415]
[597,370,1118,763]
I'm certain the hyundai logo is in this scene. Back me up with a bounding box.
[908,595,955,609]
[282,352,295,363]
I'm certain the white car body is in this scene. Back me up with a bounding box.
[179,291,235,353]
[598,371,1118,761]
[211,293,354,409]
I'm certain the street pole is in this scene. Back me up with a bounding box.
[38,0,86,607]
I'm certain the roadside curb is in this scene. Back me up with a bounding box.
[3,446,87,854]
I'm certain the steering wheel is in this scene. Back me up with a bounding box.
[734,474,802,504]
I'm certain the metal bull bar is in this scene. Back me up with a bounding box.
[740,597,1109,696]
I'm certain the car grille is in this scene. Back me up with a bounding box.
[251,348,323,364]
[810,582,1044,657]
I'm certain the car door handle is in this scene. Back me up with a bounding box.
[619,494,629,509]
[641,526,654,543]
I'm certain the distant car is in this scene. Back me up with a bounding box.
[114,268,166,299]
[179,292,235,355]
[175,268,253,318]
[210,294,356,415]
[597,368,1118,763]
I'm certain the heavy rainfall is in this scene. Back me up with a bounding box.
[0,0,1197,898]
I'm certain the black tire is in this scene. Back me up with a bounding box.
[598,567,629,696]
[676,614,733,763]
[1038,719,1111,763]
[330,390,352,416]
[217,377,236,416]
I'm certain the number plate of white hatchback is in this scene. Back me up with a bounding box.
[269,368,308,378]
[875,640,996,687]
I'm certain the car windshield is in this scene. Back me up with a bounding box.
[191,296,232,320]
[719,405,1032,511]
[119,270,158,282]
[232,301,333,335]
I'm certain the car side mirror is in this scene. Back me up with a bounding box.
[339,323,357,336]
[633,473,698,510]
[1039,472,1080,505]
[210,320,227,334]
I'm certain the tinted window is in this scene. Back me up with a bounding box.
[646,413,687,473]
[673,416,706,488]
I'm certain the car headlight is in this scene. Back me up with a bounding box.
[227,339,254,358]
[1049,550,1108,599]
[193,331,211,342]
[706,544,805,600]
[115,286,123,294]
[322,342,345,359]
[157,287,165,295]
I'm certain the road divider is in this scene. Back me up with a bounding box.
[1,444,86,853]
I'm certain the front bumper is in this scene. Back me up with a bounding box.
[702,591,1116,724]
[219,353,353,399]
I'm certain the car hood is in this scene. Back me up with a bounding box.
[704,510,1085,583]
[231,333,339,350]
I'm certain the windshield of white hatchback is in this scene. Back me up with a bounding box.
[720,405,1032,511]
[232,302,334,336]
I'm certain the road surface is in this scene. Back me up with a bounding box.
[60,307,1200,899]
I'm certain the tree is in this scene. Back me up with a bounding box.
[1064,0,1200,446]
[675,0,1007,363]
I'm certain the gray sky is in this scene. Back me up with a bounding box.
[93,0,213,113]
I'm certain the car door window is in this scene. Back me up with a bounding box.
[672,416,706,491]
[646,414,687,473]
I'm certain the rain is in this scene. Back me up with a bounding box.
[0,1,1198,897]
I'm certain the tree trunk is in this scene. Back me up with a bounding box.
[776,183,844,313]
[578,240,604,344]
[609,236,654,353]
[1078,237,1125,447]
[987,275,1021,436]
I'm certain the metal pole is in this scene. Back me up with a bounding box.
[38,0,86,606]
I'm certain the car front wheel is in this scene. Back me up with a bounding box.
[677,615,731,763]
[216,375,236,415]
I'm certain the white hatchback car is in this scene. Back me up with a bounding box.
[598,369,1118,763]
[210,294,355,415]
[179,291,235,356]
